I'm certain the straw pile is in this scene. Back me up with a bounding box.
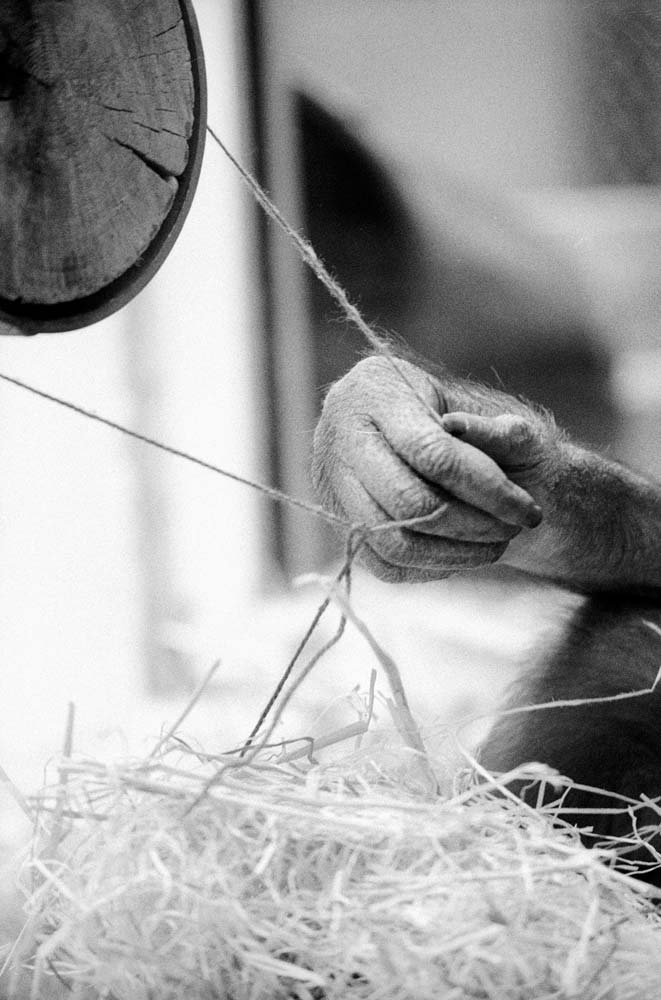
[7,736,661,1000]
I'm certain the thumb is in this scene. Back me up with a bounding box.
[441,412,545,469]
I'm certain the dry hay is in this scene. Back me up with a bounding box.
[6,735,661,1000]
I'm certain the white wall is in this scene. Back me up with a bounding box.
[0,0,265,820]
[260,0,591,192]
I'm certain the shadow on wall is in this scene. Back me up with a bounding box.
[299,93,616,453]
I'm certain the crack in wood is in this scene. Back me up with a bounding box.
[102,103,135,113]
[154,17,183,39]
[132,119,162,134]
[110,135,175,183]
[135,47,187,60]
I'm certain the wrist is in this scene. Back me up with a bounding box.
[505,442,661,592]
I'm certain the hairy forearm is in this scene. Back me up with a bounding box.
[416,360,661,593]
[501,442,661,594]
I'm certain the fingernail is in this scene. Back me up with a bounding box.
[526,503,543,528]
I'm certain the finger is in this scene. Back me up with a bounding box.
[355,426,520,543]
[441,412,545,469]
[358,543,453,585]
[338,476,509,577]
[378,415,542,529]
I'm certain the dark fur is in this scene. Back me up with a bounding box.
[481,596,661,885]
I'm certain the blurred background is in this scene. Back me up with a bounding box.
[1,0,661,856]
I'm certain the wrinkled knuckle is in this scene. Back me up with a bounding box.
[504,416,537,448]
[416,435,458,479]
[411,429,437,462]
[388,480,431,520]
[436,447,461,480]
[511,415,534,436]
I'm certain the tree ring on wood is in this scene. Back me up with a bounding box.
[0,0,207,334]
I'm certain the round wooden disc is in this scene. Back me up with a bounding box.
[0,0,207,333]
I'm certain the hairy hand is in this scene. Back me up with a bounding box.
[312,355,554,582]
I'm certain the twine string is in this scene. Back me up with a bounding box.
[0,370,347,529]
[0,125,448,779]
[205,126,447,430]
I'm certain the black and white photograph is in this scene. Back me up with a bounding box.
[2,2,661,997]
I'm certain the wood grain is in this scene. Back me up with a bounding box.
[0,0,205,326]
